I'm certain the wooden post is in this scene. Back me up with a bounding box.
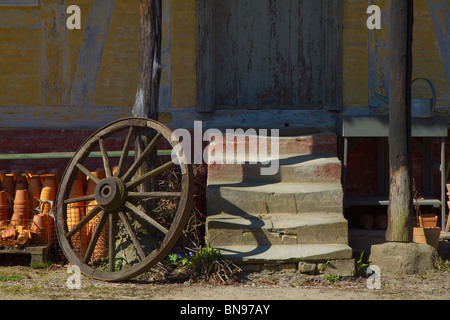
[133,0,162,120]
[133,0,162,206]
[386,0,414,242]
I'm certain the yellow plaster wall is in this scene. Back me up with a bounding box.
[0,7,40,106]
[92,0,139,107]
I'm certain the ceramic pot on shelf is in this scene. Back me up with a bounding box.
[418,214,438,228]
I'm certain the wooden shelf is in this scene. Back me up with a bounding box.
[344,196,441,207]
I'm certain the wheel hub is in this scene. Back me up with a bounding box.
[94,176,126,211]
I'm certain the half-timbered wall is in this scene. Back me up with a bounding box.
[0,0,449,130]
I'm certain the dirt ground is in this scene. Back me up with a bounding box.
[0,260,448,301]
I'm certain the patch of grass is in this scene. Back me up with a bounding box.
[30,261,53,269]
[0,274,24,282]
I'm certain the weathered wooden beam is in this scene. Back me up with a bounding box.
[133,0,162,120]
[386,0,414,242]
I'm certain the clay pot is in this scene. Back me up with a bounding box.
[0,191,9,225]
[419,214,438,228]
[40,175,56,215]
[1,174,15,200]
[16,226,30,245]
[28,175,42,210]
[374,213,388,230]
[10,212,26,226]
[359,213,374,230]
[14,189,31,220]
[413,227,441,250]
[14,174,28,192]
[67,178,88,254]
[1,225,16,239]
[30,214,49,244]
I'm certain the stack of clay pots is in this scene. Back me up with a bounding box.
[40,175,57,215]
[11,189,31,227]
[0,170,61,246]
[1,174,15,203]
[0,191,9,225]
[67,176,88,255]
[27,175,42,211]
[86,170,108,262]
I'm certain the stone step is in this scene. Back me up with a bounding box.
[207,129,337,157]
[207,182,343,216]
[213,243,353,264]
[207,153,341,184]
[206,213,349,247]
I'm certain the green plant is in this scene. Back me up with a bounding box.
[356,251,370,277]
[434,257,450,271]
[189,243,223,277]
[325,273,340,285]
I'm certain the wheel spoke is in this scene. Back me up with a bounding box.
[64,194,96,204]
[109,213,117,272]
[122,132,162,182]
[83,210,108,264]
[76,163,101,184]
[99,138,112,178]
[118,211,145,261]
[115,126,135,177]
[124,201,169,235]
[126,160,174,190]
[127,191,181,200]
[66,205,102,239]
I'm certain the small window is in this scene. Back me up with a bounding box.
[0,0,38,6]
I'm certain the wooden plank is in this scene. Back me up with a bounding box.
[321,0,343,111]
[368,0,390,114]
[196,0,215,112]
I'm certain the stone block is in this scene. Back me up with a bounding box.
[369,242,439,275]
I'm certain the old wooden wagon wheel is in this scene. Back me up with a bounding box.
[56,117,193,282]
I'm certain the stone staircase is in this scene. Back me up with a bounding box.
[205,128,354,272]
